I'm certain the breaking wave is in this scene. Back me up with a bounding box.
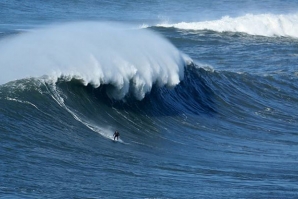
[156,13,298,38]
[0,22,191,100]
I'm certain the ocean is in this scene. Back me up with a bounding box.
[1,1,298,198]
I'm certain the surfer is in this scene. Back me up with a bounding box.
[113,131,120,141]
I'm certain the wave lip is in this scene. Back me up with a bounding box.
[0,22,190,100]
[156,13,298,38]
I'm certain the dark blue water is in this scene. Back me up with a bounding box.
[1,1,298,198]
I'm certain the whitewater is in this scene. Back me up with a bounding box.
[1,1,298,198]
[0,22,191,99]
[156,13,298,37]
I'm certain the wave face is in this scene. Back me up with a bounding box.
[1,1,298,198]
[1,64,298,198]
[156,13,298,38]
[0,22,190,99]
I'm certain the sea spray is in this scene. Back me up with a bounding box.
[0,22,190,99]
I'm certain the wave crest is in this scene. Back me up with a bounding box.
[156,13,298,38]
[0,22,190,99]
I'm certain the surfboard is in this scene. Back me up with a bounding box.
[112,137,125,143]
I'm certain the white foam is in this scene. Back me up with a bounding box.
[156,13,298,38]
[6,97,39,109]
[0,22,190,100]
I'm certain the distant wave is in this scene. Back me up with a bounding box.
[0,22,191,100]
[156,13,298,38]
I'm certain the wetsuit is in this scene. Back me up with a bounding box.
[113,131,120,140]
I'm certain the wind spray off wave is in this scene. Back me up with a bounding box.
[0,22,190,99]
[156,13,298,38]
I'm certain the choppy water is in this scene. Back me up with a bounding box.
[1,1,298,198]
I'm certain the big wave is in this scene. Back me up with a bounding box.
[156,13,298,38]
[0,22,191,100]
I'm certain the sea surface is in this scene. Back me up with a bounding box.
[1,1,298,198]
